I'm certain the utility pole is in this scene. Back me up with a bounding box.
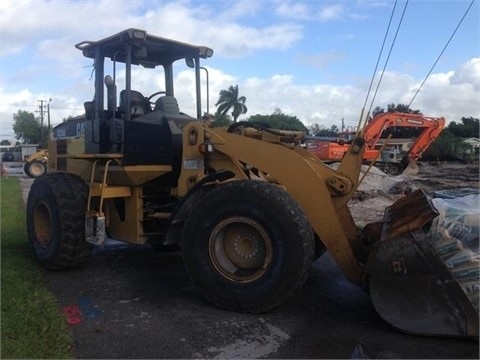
[37,100,47,145]
[47,98,52,130]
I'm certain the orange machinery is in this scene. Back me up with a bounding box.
[306,112,445,174]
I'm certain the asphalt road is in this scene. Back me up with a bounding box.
[45,241,478,359]
[10,170,478,359]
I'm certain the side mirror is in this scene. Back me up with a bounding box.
[185,57,195,68]
[104,75,114,87]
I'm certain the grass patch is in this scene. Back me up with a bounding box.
[1,177,74,359]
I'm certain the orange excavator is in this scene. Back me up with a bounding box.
[305,112,446,175]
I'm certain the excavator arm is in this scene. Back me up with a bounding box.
[362,113,445,174]
[405,116,445,160]
[364,112,445,158]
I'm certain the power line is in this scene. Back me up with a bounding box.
[408,0,476,107]
[361,0,398,114]
[368,0,409,116]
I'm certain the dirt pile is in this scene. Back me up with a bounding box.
[348,162,479,226]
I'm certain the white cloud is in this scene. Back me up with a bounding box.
[218,0,263,21]
[275,1,310,20]
[1,0,303,60]
[202,23,303,56]
[450,58,480,91]
[0,1,478,139]
[237,59,480,127]
[274,1,343,22]
[406,63,480,121]
[2,58,479,138]
[1,0,135,55]
[318,4,343,21]
[242,74,364,126]
[0,87,85,139]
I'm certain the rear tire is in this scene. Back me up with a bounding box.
[24,161,47,178]
[26,173,91,270]
[182,180,314,312]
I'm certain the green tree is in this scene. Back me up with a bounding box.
[315,125,339,137]
[447,117,479,138]
[422,129,467,160]
[210,113,233,128]
[248,108,308,133]
[215,85,247,122]
[12,110,49,146]
[372,103,421,118]
[422,118,478,161]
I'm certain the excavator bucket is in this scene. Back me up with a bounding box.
[363,190,479,338]
[402,159,419,175]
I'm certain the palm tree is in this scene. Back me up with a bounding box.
[215,85,247,122]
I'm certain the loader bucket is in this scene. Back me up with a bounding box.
[363,190,479,338]
[402,159,419,175]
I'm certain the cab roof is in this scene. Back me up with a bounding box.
[75,28,213,67]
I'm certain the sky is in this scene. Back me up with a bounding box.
[1,0,479,140]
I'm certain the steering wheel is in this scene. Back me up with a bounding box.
[147,91,171,105]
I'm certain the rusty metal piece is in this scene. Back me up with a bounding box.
[381,189,438,241]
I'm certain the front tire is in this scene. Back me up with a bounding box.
[182,180,314,312]
[26,173,91,270]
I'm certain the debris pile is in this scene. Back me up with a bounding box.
[347,162,479,226]
[356,165,416,196]
[347,165,416,226]
[427,194,480,311]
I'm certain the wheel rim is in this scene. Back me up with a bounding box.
[33,201,52,247]
[29,163,45,177]
[208,216,273,283]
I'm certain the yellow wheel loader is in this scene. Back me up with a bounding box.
[24,149,48,178]
[26,29,478,339]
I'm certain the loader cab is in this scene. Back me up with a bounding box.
[75,28,213,166]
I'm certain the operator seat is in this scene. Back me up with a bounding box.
[154,95,180,115]
[119,90,151,117]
